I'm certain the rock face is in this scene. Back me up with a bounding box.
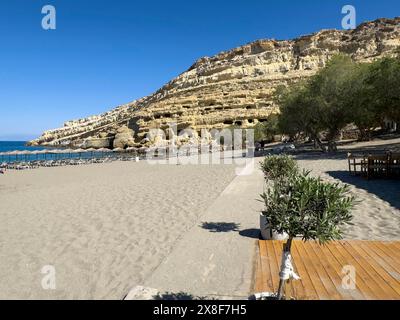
[82,137,112,149]
[29,17,400,148]
[113,126,136,149]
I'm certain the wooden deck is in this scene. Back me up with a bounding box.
[254,240,400,300]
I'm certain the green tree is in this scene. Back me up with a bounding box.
[253,114,280,143]
[275,83,326,151]
[343,63,380,140]
[365,56,400,124]
[276,55,361,151]
[307,55,357,150]
[261,168,354,299]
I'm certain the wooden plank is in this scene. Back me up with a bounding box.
[349,241,400,298]
[331,241,389,299]
[311,242,360,300]
[271,241,307,300]
[368,243,400,272]
[254,250,264,293]
[264,240,280,292]
[253,240,400,300]
[391,241,400,252]
[301,241,343,300]
[367,242,400,280]
[340,241,400,299]
[295,241,331,299]
[290,241,319,300]
[258,241,274,293]
[324,241,379,300]
[373,241,400,264]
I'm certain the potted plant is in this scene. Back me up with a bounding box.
[259,155,299,240]
[260,170,354,299]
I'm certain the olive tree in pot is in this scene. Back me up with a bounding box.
[259,155,299,240]
[260,171,354,300]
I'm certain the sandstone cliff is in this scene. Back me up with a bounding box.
[29,17,400,148]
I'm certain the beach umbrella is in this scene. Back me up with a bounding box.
[137,146,148,154]
[30,150,41,160]
[61,148,74,159]
[21,150,33,161]
[7,150,20,155]
[45,149,58,161]
[85,148,97,158]
[0,151,10,162]
[53,149,68,160]
[125,147,137,153]
[36,149,49,160]
[73,148,86,158]
[97,148,111,158]
[7,150,22,162]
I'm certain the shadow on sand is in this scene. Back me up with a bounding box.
[200,222,240,233]
[327,170,400,210]
[201,222,261,239]
[238,228,261,239]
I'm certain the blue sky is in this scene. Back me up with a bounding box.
[0,0,399,140]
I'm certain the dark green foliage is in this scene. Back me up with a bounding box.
[365,57,400,123]
[261,172,354,243]
[260,155,299,181]
[343,63,380,140]
[276,55,357,151]
[254,114,280,143]
[275,54,400,150]
[275,83,324,147]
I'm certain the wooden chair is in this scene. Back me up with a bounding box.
[388,153,400,178]
[347,153,367,176]
[366,154,389,180]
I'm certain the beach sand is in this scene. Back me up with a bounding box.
[294,153,400,240]
[0,161,236,299]
[0,141,399,299]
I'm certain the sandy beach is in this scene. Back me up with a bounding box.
[0,140,399,299]
[294,138,400,240]
[0,161,236,299]
[296,155,400,240]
